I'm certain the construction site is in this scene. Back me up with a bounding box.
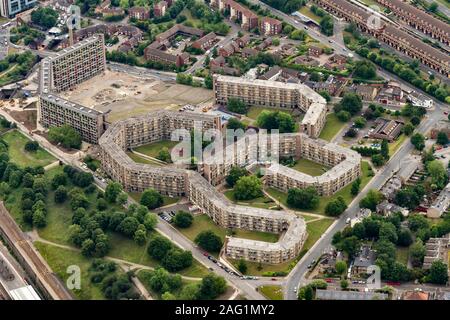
[61,70,214,123]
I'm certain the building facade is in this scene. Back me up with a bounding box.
[213,74,328,138]
[38,35,107,144]
[0,0,36,18]
[98,110,308,264]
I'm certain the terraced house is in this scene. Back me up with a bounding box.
[312,0,450,77]
[375,0,450,45]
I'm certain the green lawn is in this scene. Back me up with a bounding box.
[224,189,278,210]
[34,241,106,300]
[133,140,179,159]
[246,106,294,120]
[126,152,163,166]
[319,113,346,142]
[298,6,322,23]
[177,214,279,248]
[259,285,283,300]
[304,218,334,252]
[2,130,56,167]
[266,161,373,215]
[291,158,330,177]
[388,134,407,155]
[396,246,409,265]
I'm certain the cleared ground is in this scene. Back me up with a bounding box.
[63,70,214,122]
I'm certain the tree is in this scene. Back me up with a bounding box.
[133,228,147,246]
[359,190,383,211]
[117,216,140,237]
[287,187,319,210]
[54,185,68,203]
[147,236,173,260]
[256,110,296,133]
[227,98,248,114]
[195,230,223,253]
[157,147,172,163]
[225,166,247,187]
[325,196,347,217]
[197,274,227,300]
[402,122,414,135]
[24,140,39,152]
[351,178,361,196]
[427,260,448,284]
[397,228,413,247]
[143,212,158,231]
[204,74,213,89]
[173,211,193,228]
[162,249,193,272]
[32,210,46,228]
[410,133,425,151]
[354,60,376,79]
[353,116,367,128]
[233,176,263,200]
[336,110,351,122]
[427,160,448,189]
[237,259,247,274]
[227,118,246,130]
[409,239,426,267]
[31,7,58,29]
[380,139,389,160]
[117,192,128,205]
[371,154,385,167]
[48,125,82,149]
[105,182,123,203]
[335,261,347,275]
[340,279,349,290]
[140,188,163,209]
[335,93,363,116]
[379,222,398,244]
[298,285,313,300]
[436,132,449,145]
[51,172,67,189]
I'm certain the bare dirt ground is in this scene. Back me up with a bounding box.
[7,109,37,131]
[62,70,214,122]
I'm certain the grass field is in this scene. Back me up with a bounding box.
[224,189,278,210]
[246,106,294,120]
[304,218,334,252]
[2,130,56,167]
[133,140,179,159]
[266,161,373,215]
[291,158,330,177]
[259,285,283,300]
[126,152,163,166]
[298,6,322,23]
[396,246,409,266]
[388,134,407,155]
[177,214,279,246]
[319,113,346,142]
[34,241,105,300]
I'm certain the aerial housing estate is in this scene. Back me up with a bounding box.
[38,35,107,144]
